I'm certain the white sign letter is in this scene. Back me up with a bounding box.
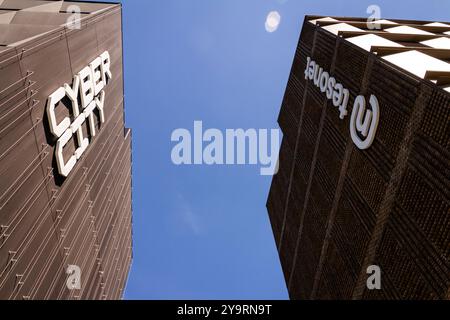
[47,87,70,138]
[56,129,77,177]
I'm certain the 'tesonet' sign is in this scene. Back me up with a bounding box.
[304,57,380,150]
[47,51,112,178]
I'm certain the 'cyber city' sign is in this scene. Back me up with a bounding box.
[304,56,380,150]
[46,51,112,177]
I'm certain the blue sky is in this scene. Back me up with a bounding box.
[109,0,450,299]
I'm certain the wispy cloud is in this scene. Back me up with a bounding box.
[176,193,201,235]
[265,11,281,33]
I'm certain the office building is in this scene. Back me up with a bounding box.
[267,15,450,299]
[0,0,132,299]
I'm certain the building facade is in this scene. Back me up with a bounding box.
[267,16,449,299]
[0,1,132,299]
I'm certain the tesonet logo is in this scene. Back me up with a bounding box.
[304,56,380,150]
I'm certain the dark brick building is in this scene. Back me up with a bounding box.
[267,16,449,299]
[0,1,132,299]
